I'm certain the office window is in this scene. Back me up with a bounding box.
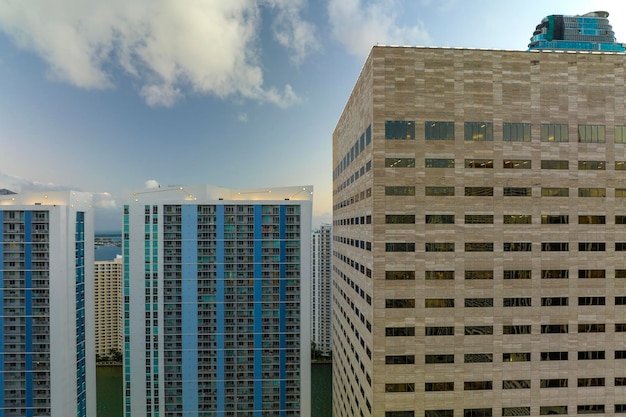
[616,351,626,359]
[425,271,454,280]
[578,323,606,333]
[541,269,569,279]
[465,270,493,279]
[386,214,415,224]
[503,214,532,224]
[542,215,568,224]
[465,215,493,224]
[616,189,626,198]
[426,186,455,196]
[385,158,416,168]
[579,215,605,224]
[386,355,415,364]
[386,412,414,417]
[503,242,532,251]
[542,324,568,333]
[578,188,606,197]
[386,243,415,252]
[541,297,568,306]
[424,382,454,392]
[503,187,531,196]
[503,123,531,142]
[578,124,605,143]
[425,354,454,364]
[503,352,530,362]
[577,405,604,415]
[425,326,454,336]
[503,325,531,334]
[578,243,605,252]
[503,159,531,169]
[616,323,626,332]
[425,243,454,252]
[465,326,493,335]
[617,216,626,224]
[541,160,569,169]
[465,298,493,307]
[385,271,415,280]
[386,327,415,337]
[541,242,568,251]
[616,404,626,413]
[425,298,454,308]
[425,158,455,168]
[464,381,493,389]
[541,124,568,142]
[579,269,605,278]
[465,242,493,252]
[578,351,605,360]
[503,270,531,279]
[464,409,492,417]
[385,299,415,308]
[465,159,493,168]
[385,383,415,393]
[539,406,567,415]
[504,297,531,307]
[426,214,454,224]
[425,411,454,417]
[616,125,626,143]
[425,121,454,140]
[465,122,493,141]
[502,380,530,389]
[578,297,605,306]
[464,354,493,364]
[385,121,415,140]
[541,187,569,197]
[465,187,493,196]
[502,408,530,417]
[578,161,605,170]
[540,351,568,361]
[540,379,568,388]
[386,186,415,196]
[578,378,604,387]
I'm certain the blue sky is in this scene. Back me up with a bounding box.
[0,0,624,230]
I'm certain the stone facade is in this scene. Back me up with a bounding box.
[332,46,626,417]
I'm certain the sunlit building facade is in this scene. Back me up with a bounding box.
[123,185,312,417]
[311,224,332,356]
[94,256,123,359]
[333,45,626,417]
[0,191,95,417]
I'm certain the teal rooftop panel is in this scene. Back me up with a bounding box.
[528,11,625,52]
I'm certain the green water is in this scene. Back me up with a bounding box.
[96,363,332,417]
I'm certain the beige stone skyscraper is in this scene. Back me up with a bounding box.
[94,256,123,359]
[332,41,626,417]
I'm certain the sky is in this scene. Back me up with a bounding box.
[1,0,625,230]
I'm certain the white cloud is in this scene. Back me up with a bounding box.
[93,192,117,209]
[238,112,249,123]
[0,0,317,107]
[328,0,432,58]
[144,179,160,189]
[265,0,320,64]
[0,172,69,194]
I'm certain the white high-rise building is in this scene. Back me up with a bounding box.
[311,224,332,356]
[94,256,123,360]
[0,191,96,417]
[123,185,312,417]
